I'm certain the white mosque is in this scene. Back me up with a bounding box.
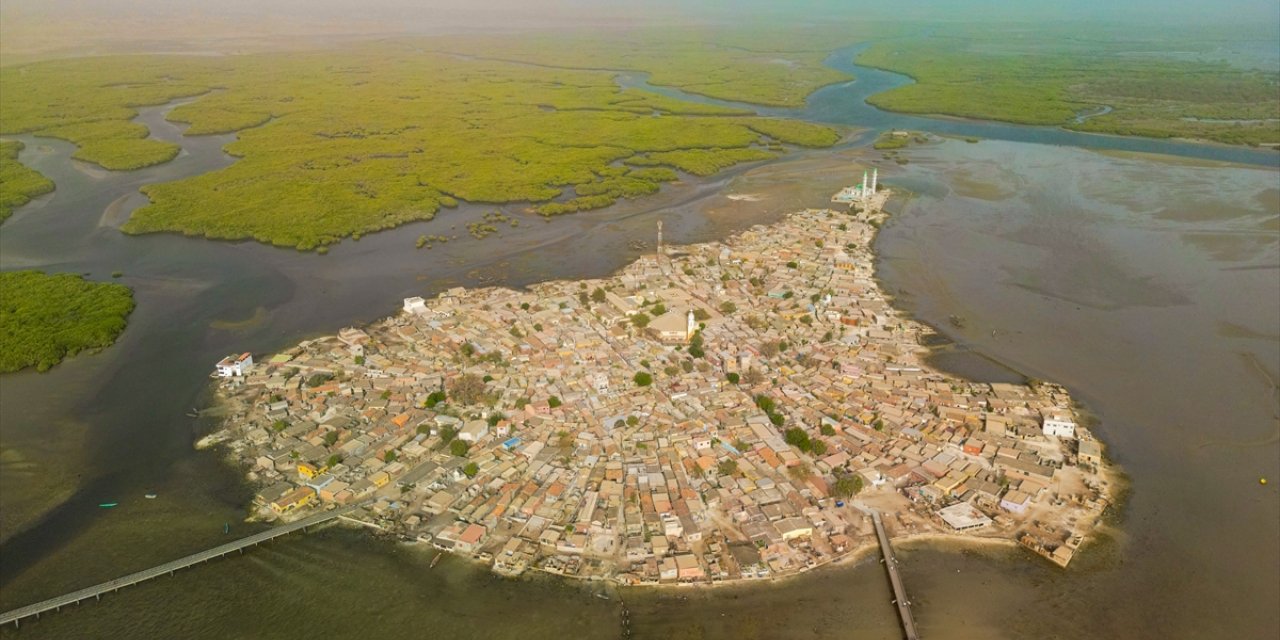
[832,167,877,205]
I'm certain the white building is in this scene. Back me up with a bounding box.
[938,502,992,532]
[403,297,428,314]
[459,419,490,443]
[215,352,254,377]
[1042,414,1077,439]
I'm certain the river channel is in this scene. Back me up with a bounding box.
[0,44,1276,640]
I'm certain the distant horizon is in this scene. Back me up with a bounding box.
[2,0,1277,61]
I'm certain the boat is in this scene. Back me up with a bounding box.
[98,502,118,508]
[144,493,158,499]
[430,552,443,568]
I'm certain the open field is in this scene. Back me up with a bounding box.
[0,271,135,373]
[0,140,55,223]
[0,31,854,250]
[858,28,1280,146]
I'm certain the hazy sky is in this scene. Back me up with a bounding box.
[2,0,1277,59]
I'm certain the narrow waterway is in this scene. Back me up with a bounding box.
[619,43,1280,168]
[0,41,1277,640]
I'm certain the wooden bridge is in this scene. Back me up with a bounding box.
[0,505,359,628]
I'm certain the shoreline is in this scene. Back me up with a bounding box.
[204,184,1118,589]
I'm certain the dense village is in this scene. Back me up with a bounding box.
[207,185,1115,586]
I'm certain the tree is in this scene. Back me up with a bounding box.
[687,331,705,358]
[786,261,798,269]
[631,313,651,329]
[448,373,486,405]
[726,372,740,384]
[784,427,811,451]
[383,450,398,463]
[439,425,458,443]
[323,431,340,446]
[424,390,447,408]
[557,430,574,450]
[832,472,863,498]
[760,341,779,358]
[548,395,562,408]
[326,453,343,468]
[591,287,607,304]
[651,303,667,316]
[463,462,479,478]
[450,439,470,457]
[811,440,828,456]
[717,459,739,476]
[354,355,365,365]
[634,371,653,387]
[272,420,288,432]
[693,308,711,322]
[719,301,737,314]
[742,368,764,386]
[578,291,590,306]
[820,423,836,437]
[626,415,639,427]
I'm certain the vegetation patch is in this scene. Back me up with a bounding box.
[857,29,1280,147]
[0,31,855,248]
[0,140,54,223]
[629,148,778,176]
[0,271,135,373]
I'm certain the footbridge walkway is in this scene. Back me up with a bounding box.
[1,504,360,628]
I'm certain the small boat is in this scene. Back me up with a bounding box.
[144,493,158,499]
[431,552,443,568]
[223,522,230,534]
[98,502,118,508]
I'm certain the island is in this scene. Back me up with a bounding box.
[205,184,1116,585]
[0,270,135,373]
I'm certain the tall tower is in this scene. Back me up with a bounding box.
[656,219,663,255]
[686,309,696,340]
[860,170,868,197]
[870,168,878,195]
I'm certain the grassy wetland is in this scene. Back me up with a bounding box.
[0,271,135,373]
[857,27,1280,147]
[0,32,853,250]
[0,140,54,222]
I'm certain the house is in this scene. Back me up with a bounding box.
[403,297,428,314]
[1042,414,1077,439]
[215,353,254,377]
[270,486,315,514]
[459,420,489,443]
[999,490,1032,515]
[456,523,487,553]
[1078,439,1103,467]
[649,309,695,344]
[659,557,679,581]
[675,553,704,581]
